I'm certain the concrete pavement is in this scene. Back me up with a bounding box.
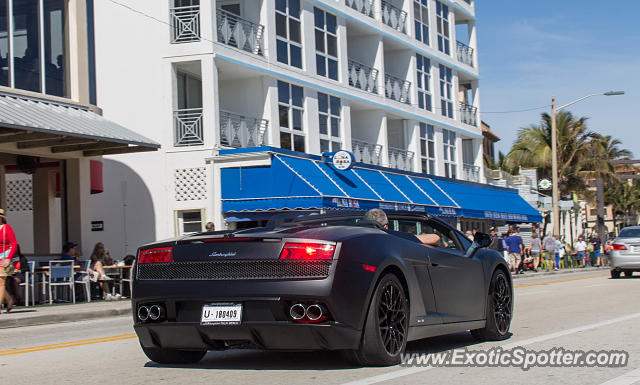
[1,270,639,385]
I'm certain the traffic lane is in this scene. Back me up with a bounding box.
[0,272,637,385]
[381,314,640,385]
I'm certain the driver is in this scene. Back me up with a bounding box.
[363,209,440,246]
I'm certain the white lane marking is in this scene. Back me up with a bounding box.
[341,312,640,385]
[515,290,549,296]
[599,367,640,385]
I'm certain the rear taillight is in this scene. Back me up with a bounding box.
[138,247,173,264]
[612,244,627,251]
[279,243,335,260]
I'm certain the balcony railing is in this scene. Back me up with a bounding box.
[348,59,379,94]
[462,163,481,182]
[216,9,265,56]
[456,40,474,67]
[352,139,382,166]
[219,110,268,148]
[174,108,204,146]
[459,102,478,126]
[388,147,414,172]
[384,74,411,104]
[170,5,200,43]
[380,0,407,34]
[345,0,374,18]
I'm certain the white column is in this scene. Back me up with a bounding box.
[263,77,280,146]
[207,159,225,230]
[306,90,320,155]
[262,0,278,63]
[434,126,445,177]
[202,0,215,46]
[65,159,91,257]
[338,15,349,87]
[474,138,485,183]
[468,21,478,68]
[404,119,420,172]
[342,100,352,152]
[202,58,219,148]
[301,1,315,74]
[455,133,463,180]
[374,36,385,96]
[379,113,389,166]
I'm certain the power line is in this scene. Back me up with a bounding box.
[481,105,551,114]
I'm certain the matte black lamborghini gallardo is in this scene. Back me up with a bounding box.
[132,212,513,366]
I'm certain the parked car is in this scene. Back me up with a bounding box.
[608,226,640,278]
[131,211,511,366]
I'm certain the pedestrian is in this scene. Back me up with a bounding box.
[5,244,28,306]
[205,222,215,232]
[590,232,603,267]
[555,238,564,271]
[574,236,587,268]
[89,242,118,300]
[488,228,504,253]
[529,231,542,271]
[542,232,557,271]
[504,230,524,274]
[0,209,18,313]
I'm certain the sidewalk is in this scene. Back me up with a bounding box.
[0,300,132,329]
[511,266,605,279]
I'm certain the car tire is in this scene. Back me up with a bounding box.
[624,271,633,278]
[345,273,409,366]
[141,346,206,364]
[471,269,512,342]
[611,270,621,279]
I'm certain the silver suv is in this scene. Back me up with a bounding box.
[609,226,640,278]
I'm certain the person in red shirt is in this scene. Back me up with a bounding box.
[0,209,18,313]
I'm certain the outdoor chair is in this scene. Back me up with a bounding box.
[120,263,133,298]
[74,260,92,303]
[47,260,75,304]
[18,261,36,307]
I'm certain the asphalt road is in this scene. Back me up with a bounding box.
[1,270,639,385]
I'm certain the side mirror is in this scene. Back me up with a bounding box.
[465,232,491,258]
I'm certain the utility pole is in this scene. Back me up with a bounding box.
[551,96,560,238]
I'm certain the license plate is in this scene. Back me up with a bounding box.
[201,303,242,325]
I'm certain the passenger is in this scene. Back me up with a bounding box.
[363,209,389,229]
[417,233,441,246]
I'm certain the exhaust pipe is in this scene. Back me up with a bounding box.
[137,306,150,322]
[289,303,306,320]
[306,304,324,321]
[149,305,164,321]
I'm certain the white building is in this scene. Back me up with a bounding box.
[91,0,487,256]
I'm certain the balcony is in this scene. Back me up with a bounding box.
[456,40,474,67]
[174,108,204,146]
[462,163,480,182]
[348,59,379,94]
[345,0,374,18]
[380,0,407,34]
[216,9,265,56]
[384,74,411,104]
[170,5,201,43]
[459,102,478,127]
[352,139,382,166]
[388,147,414,172]
[219,110,268,148]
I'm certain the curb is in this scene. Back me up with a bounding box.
[0,306,132,329]
[512,266,606,279]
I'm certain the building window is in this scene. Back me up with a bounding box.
[435,1,450,55]
[174,70,204,146]
[416,54,432,111]
[318,92,341,152]
[413,0,429,45]
[314,7,338,81]
[1,0,67,96]
[439,64,453,118]
[419,123,435,174]
[175,209,203,235]
[278,80,305,152]
[443,128,457,178]
[276,0,302,69]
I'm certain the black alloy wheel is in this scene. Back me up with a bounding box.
[471,269,512,341]
[611,270,621,279]
[345,273,409,366]
[492,272,512,334]
[378,280,408,356]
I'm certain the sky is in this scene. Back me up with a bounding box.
[474,0,640,158]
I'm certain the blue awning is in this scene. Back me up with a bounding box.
[219,147,542,223]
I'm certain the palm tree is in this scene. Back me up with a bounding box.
[605,181,640,229]
[506,111,593,197]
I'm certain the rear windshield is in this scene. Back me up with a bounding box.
[618,228,640,238]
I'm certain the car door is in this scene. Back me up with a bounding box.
[392,219,440,325]
[421,219,486,323]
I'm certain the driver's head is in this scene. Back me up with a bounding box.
[364,209,389,229]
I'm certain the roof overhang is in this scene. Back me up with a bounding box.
[0,91,160,157]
